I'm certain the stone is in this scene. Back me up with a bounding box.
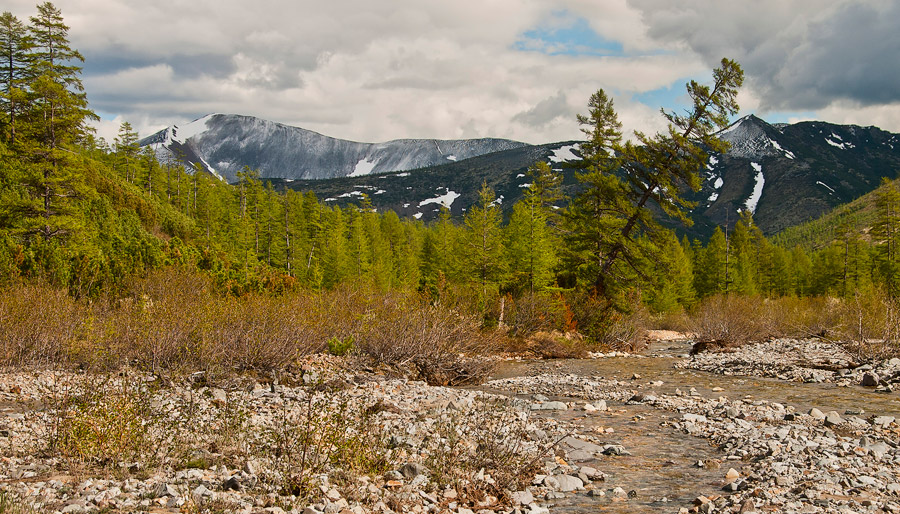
[602,445,631,456]
[612,487,627,497]
[222,476,241,491]
[155,483,179,498]
[861,372,880,387]
[592,400,608,411]
[725,468,741,481]
[399,463,427,479]
[531,401,567,411]
[510,490,534,506]
[808,408,825,420]
[683,413,708,423]
[823,411,843,427]
[555,475,583,492]
[579,466,603,480]
[873,415,896,427]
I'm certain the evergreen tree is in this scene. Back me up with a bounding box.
[0,11,31,144]
[462,182,506,303]
[113,121,139,183]
[565,59,743,306]
[872,178,900,295]
[504,161,561,293]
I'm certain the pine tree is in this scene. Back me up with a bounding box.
[113,121,139,183]
[0,11,31,144]
[463,182,506,303]
[567,59,743,306]
[9,3,95,243]
[872,178,900,295]
[504,161,561,294]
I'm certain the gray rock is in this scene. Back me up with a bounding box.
[155,483,179,498]
[555,475,583,492]
[399,462,427,478]
[592,400,608,411]
[531,401,567,411]
[602,444,631,456]
[824,411,843,427]
[873,415,896,427]
[510,490,534,506]
[683,413,708,423]
[384,470,404,481]
[561,437,605,454]
[579,466,603,480]
[861,372,880,387]
[542,476,559,490]
[808,408,825,420]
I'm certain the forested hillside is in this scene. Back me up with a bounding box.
[4,5,900,351]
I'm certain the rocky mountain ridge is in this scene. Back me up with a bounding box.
[138,114,528,183]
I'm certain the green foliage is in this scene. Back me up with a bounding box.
[326,335,355,356]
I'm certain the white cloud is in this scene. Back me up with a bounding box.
[6,0,899,144]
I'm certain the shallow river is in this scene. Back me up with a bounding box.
[481,340,900,513]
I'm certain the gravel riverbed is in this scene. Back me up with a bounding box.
[1,340,899,514]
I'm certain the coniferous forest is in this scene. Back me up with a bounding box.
[2,4,900,374]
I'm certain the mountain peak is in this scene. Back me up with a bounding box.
[139,114,528,182]
[718,114,786,159]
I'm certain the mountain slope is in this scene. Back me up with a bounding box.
[288,115,900,239]
[139,114,528,183]
[686,115,900,236]
[275,143,581,221]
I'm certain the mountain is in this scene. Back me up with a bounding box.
[286,115,900,238]
[138,114,528,183]
[272,142,581,221]
[688,115,900,236]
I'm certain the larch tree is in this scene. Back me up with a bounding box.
[463,182,506,304]
[566,58,743,308]
[0,11,31,145]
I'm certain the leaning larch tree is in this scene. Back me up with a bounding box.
[564,58,744,308]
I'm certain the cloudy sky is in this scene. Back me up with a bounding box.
[7,0,900,145]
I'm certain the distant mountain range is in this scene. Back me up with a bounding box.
[140,113,900,239]
[138,114,527,182]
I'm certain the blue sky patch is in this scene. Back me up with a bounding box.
[516,13,624,57]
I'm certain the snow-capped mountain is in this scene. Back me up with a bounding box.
[691,114,900,235]
[290,114,900,237]
[138,114,528,183]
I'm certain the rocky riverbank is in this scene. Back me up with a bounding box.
[678,338,900,391]
[2,339,899,514]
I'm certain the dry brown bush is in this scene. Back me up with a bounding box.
[836,289,900,360]
[765,296,842,339]
[348,291,496,385]
[0,283,84,366]
[0,270,498,383]
[688,294,772,346]
[502,293,567,337]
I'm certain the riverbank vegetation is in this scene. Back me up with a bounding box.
[1,4,899,383]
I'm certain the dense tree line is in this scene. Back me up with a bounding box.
[3,6,900,339]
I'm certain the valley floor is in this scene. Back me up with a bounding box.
[1,339,899,514]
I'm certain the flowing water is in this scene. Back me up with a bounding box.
[482,340,900,513]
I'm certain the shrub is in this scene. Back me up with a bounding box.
[836,289,900,360]
[688,294,772,346]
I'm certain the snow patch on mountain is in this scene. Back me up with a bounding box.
[767,137,796,159]
[708,192,719,203]
[549,145,578,163]
[714,177,723,189]
[745,163,765,214]
[418,189,461,209]
[350,158,377,177]
[817,181,835,194]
